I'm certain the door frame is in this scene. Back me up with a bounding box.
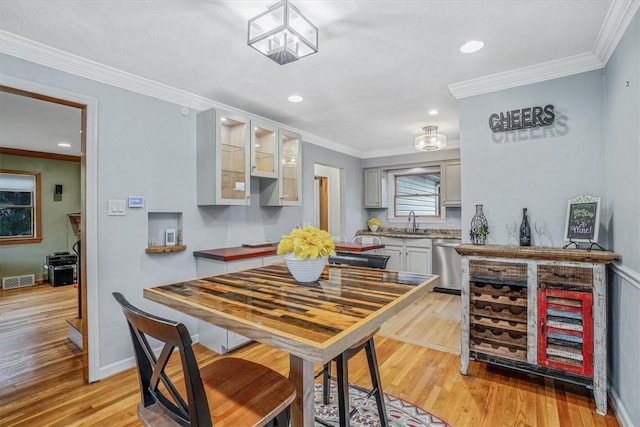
[1,74,100,382]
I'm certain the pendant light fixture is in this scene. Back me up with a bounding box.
[248,0,318,65]
[415,125,447,151]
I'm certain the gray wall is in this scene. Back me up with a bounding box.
[303,143,364,239]
[459,71,606,247]
[0,53,364,372]
[604,8,640,426]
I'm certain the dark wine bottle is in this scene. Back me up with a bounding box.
[519,208,531,246]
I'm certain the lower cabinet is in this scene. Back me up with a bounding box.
[457,245,616,415]
[195,254,283,353]
[380,237,431,274]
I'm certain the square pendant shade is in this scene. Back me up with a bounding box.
[248,0,318,65]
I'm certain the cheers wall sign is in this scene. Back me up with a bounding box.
[489,104,555,133]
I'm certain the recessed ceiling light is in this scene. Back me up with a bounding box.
[57,142,71,148]
[460,40,484,53]
[288,95,304,103]
[428,109,439,116]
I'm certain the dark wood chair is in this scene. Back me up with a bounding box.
[320,254,390,427]
[113,292,295,427]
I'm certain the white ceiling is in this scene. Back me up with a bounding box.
[0,1,634,158]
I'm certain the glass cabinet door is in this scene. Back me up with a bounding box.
[250,120,278,178]
[280,130,301,205]
[217,111,250,204]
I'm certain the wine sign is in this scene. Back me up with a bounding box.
[563,196,601,242]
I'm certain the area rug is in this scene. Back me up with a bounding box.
[314,383,451,427]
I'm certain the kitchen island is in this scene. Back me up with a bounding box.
[456,244,617,415]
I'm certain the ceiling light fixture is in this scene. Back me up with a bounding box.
[248,0,318,65]
[288,94,304,103]
[414,126,447,151]
[460,40,484,53]
[428,109,439,116]
[57,142,71,148]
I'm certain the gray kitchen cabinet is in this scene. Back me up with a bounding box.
[442,161,461,207]
[197,108,251,206]
[260,129,302,206]
[364,168,388,208]
[381,237,431,273]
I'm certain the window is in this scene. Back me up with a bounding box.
[391,167,441,219]
[0,170,42,245]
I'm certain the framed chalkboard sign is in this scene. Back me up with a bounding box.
[563,196,601,243]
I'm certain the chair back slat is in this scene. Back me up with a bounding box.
[329,252,390,269]
[113,292,211,426]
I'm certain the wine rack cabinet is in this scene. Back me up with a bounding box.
[456,245,617,416]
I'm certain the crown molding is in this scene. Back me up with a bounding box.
[361,139,460,159]
[0,30,362,157]
[593,0,640,65]
[449,0,639,99]
[448,52,604,99]
[0,30,216,111]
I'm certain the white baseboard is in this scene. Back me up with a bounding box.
[609,383,634,427]
[97,333,200,381]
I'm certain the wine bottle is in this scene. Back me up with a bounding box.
[519,208,531,246]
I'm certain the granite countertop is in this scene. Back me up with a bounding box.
[358,227,461,240]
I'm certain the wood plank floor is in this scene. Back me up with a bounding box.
[0,285,620,426]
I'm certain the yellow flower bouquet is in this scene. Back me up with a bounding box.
[277,226,336,259]
[367,218,381,227]
[278,226,336,282]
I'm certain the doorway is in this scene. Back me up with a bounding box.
[0,79,97,382]
[313,164,342,237]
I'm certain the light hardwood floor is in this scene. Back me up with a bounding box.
[0,285,619,426]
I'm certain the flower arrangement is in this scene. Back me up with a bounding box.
[367,218,381,227]
[277,226,336,260]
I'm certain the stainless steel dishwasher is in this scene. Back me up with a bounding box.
[431,239,462,294]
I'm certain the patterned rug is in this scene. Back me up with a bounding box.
[314,383,450,427]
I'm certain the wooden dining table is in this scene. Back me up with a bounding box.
[144,262,437,427]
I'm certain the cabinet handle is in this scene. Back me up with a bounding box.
[488,268,506,273]
[540,318,545,335]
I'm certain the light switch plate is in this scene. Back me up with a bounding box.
[108,199,126,216]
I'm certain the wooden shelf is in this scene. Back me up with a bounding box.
[145,245,187,254]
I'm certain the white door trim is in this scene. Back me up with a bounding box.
[0,74,100,382]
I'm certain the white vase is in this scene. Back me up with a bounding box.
[284,253,328,283]
[369,225,379,232]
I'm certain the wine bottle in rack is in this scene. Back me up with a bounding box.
[519,208,531,246]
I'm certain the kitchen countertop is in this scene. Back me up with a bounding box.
[194,241,385,262]
[358,227,461,240]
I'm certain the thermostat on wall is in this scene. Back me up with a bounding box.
[128,196,144,208]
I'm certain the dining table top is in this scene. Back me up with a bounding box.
[144,263,436,365]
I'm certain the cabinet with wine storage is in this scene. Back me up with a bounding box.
[456,245,616,416]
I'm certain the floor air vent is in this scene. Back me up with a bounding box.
[2,274,36,290]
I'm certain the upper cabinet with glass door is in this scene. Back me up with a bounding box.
[197,108,251,205]
[250,120,278,179]
[260,129,302,206]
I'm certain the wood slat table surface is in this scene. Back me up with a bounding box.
[144,263,436,427]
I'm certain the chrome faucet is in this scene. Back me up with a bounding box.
[408,210,416,233]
